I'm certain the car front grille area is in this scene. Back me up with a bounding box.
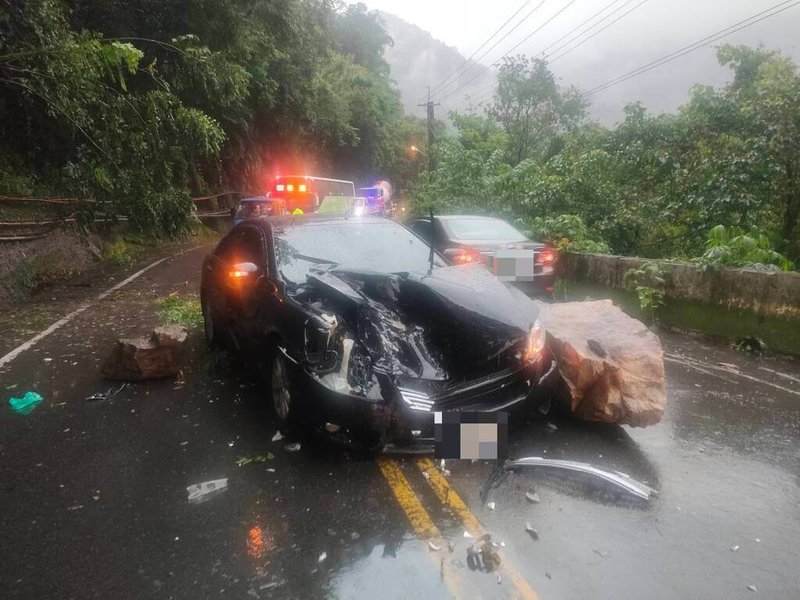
[397,387,435,412]
[397,368,531,413]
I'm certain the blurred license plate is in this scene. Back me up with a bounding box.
[494,249,535,281]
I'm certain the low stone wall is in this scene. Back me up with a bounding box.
[559,253,800,355]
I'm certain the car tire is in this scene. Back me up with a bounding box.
[202,294,219,348]
[269,351,294,430]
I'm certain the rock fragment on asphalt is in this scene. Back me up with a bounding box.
[525,522,540,540]
[747,585,758,592]
[526,490,541,503]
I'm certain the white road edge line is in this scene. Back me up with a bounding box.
[665,353,800,398]
[0,256,169,369]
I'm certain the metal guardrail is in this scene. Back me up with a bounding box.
[0,191,248,241]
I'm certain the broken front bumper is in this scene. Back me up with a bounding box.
[295,354,559,450]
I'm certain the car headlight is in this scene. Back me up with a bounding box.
[523,320,546,363]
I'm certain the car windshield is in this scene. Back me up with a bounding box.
[275,221,445,285]
[443,218,528,241]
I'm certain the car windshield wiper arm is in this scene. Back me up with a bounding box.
[291,252,338,265]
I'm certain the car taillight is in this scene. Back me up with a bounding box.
[449,248,482,265]
[536,248,555,265]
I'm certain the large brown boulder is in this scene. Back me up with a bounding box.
[538,300,665,427]
[101,324,188,381]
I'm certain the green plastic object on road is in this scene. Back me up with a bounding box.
[8,391,43,415]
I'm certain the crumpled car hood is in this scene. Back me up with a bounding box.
[292,263,541,382]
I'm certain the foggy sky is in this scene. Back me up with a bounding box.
[360,0,800,123]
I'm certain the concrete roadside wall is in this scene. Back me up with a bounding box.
[559,253,800,355]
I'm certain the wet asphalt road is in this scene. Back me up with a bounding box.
[1,245,799,600]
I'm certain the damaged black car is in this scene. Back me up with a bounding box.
[200,215,557,451]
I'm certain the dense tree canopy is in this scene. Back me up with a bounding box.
[414,46,800,266]
[0,0,423,233]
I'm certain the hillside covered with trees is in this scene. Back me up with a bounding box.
[0,0,424,234]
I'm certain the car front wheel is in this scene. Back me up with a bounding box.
[270,352,293,427]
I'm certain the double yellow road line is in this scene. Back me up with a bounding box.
[377,457,540,600]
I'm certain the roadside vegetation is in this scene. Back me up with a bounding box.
[0,0,425,235]
[412,46,800,270]
[157,296,203,329]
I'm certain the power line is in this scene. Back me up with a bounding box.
[431,0,547,99]
[427,0,533,99]
[583,0,800,96]
[438,0,576,102]
[549,0,651,63]
[538,0,622,57]
[449,0,625,109]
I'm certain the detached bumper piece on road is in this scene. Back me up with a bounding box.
[505,457,657,500]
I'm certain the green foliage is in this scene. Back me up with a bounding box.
[101,237,137,267]
[694,225,794,271]
[1,0,410,231]
[624,262,668,319]
[157,296,203,329]
[519,214,612,253]
[412,45,800,268]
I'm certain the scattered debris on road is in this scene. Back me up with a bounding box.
[731,545,740,552]
[747,584,758,593]
[428,541,442,552]
[525,522,540,540]
[236,453,275,467]
[525,490,541,503]
[186,478,228,504]
[102,324,188,381]
[487,501,496,510]
[318,552,327,563]
[466,533,501,572]
[505,457,656,501]
[463,531,474,539]
[271,431,285,442]
[85,383,127,402]
[284,442,301,453]
[8,390,43,415]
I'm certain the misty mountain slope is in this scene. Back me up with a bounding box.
[379,11,495,118]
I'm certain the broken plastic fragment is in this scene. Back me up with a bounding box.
[525,522,539,540]
[236,453,275,467]
[747,585,757,593]
[487,501,496,511]
[428,541,442,551]
[8,391,43,415]
[505,457,656,501]
[731,545,740,552]
[187,478,228,504]
[526,491,541,504]
[284,442,301,453]
[271,431,285,442]
[463,531,474,539]
[86,383,127,402]
[318,552,327,562]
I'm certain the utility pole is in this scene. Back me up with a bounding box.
[417,86,440,171]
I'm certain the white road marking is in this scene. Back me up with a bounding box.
[0,257,170,369]
[665,353,800,398]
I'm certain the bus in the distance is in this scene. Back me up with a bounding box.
[271,175,355,214]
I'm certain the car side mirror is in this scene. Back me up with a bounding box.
[228,262,259,279]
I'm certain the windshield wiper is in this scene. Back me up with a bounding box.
[291,252,339,265]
